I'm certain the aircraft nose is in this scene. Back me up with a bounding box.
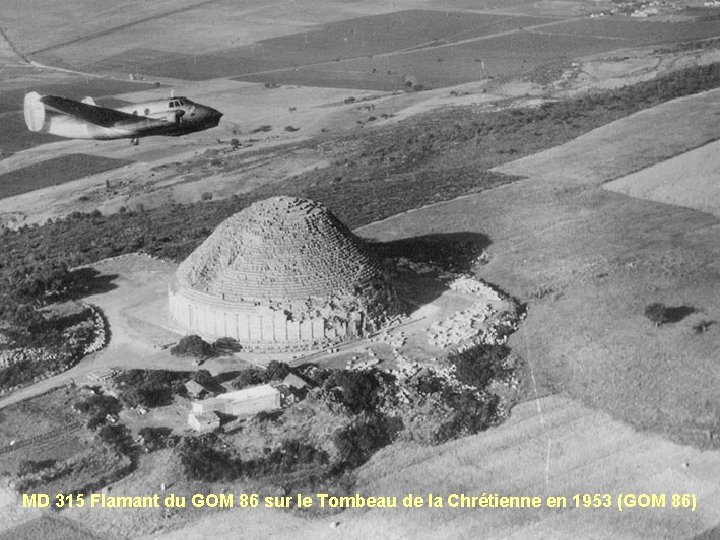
[202,106,223,126]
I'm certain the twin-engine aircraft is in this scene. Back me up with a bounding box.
[23,92,223,144]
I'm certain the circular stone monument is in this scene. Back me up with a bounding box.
[169,196,396,350]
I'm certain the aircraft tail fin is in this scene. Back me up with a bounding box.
[81,96,96,106]
[23,91,46,132]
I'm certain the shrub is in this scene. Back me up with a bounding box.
[74,393,122,418]
[265,360,290,382]
[115,369,188,408]
[644,303,696,326]
[86,414,107,431]
[324,370,380,414]
[231,368,265,389]
[138,427,179,452]
[18,459,56,476]
[170,335,213,358]
[245,439,328,476]
[97,424,134,455]
[333,415,401,467]
[213,337,242,353]
[177,436,241,481]
[192,369,213,386]
[448,343,509,389]
[435,392,499,443]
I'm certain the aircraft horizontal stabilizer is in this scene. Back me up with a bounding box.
[23,91,46,132]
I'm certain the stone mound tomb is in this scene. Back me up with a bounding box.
[169,196,396,350]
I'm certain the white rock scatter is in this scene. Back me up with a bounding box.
[427,276,521,351]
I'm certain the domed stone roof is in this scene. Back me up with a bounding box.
[169,197,396,350]
[177,196,385,302]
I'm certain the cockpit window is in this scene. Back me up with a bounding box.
[169,102,175,108]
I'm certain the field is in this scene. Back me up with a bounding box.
[604,140,720,217]
[0,154,131,199]
[0,516,103,540]
[0,387,88,475]
[84,11,555,82]
[235,17,720,90]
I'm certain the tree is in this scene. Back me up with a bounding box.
[231,368,265,389]
[192,369,213,386]
[170,335,213,358]
[265,360,290,382]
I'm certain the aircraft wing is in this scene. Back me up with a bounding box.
[40,94,146,128]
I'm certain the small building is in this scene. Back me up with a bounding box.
[217,384,281,416]
[189,384,282,417]
[190,397,225,415]
[188,412,220,432]
[185,380,210,399]
[281,373,308,391]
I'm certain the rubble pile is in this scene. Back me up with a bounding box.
[428,276,521,351]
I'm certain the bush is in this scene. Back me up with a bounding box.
[115,369,188,408]
[448,343,509,389]
[192,369,213,386]
[333,415,400,467]
[435,392,499,443]
[86,414,107,431]
[245,439,328,476]
[231,368,265,389]
[170,335,213,358]
[324,370,380,414]
[138,427,179,452]
[74,393,122,418]
[265,360,290,382]
[644,303,696,326]
[97,424,134,455]
[178,436,241,481]
[212,337,242,353]
[18,459,56,476]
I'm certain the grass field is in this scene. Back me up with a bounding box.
[0,387,86,475]
[256,32,630,91]
[0,516,104,540]
[0,154,131,199]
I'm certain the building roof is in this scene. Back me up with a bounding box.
[282,373,308,389]
[185,380,208,395]
[217,384,280,402]
[188,411,219,424]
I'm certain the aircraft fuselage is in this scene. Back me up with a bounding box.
[24,93,223,141]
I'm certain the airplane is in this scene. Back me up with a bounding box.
[23,91,223,144]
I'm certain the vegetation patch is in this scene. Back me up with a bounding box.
[644,303,696,326]
[2,387,134,495]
